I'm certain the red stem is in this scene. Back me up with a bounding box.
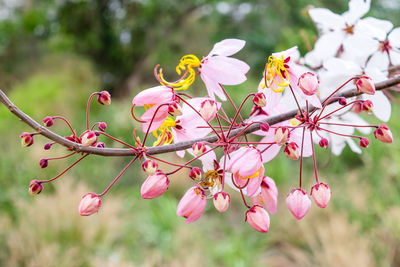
[310,131,319,184]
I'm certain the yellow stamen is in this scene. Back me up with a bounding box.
[152,117,176,146]
[200,170,222,189]
[158,55,201,91]
[237,167,262,180]
[290,118,300,126]
[265,55,290,93]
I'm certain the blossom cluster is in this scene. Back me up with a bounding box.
[21,0,397,233]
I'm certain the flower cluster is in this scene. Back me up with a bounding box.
[20,0,397,233]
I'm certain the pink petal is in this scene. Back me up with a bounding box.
[208,38,246,57]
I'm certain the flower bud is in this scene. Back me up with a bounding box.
[310,183,331,208]
[374,123,393,143]
[98,122,107,132]
[286,188,311,220]
[283,142,299,160]
[97,91,111,105]
[199,99,219,122]
[356,76,375,95]
[20,132,34,147]
[338,97,347,106]
[189,167,202,180]
[39,159,48,169]
[29,180,43,195]
[177,186,207,223]
[245,205,270,233]
[96,142,106,148]
[168,102,183,116]
[319,138,329,149]
[44,142,54,150]
[260,122,270,132]
[213,192,230,213]
[359,137,369,148]
[80,131,97,147]
[352,102,362,114]
[140,171,170,199]
[192,142,207,156]
[79,193,101,216]
[253,92,267,107]
[141,159,158,175]
[43,116,54,127]
[361,100,373,113]
[260,176,278,214]
[274,126,290,146]
[298,72,319,95]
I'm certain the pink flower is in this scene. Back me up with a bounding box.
[227,147,264,197]
[79,193,101,216]
[132,86,174,132]
[298,72,319,96]
[356,76,375,95]
[200,39,250,101]
[140,171,170,199]
[310,183,331,208]
[245,205,270,233]
[213,192,230,213]
[177,186,207,223]
[374,123,393,143]
[286,188,311,220]
[260,176,278,214]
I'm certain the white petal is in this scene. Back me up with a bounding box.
[305,31,344,68]
[388,27,400,48]
[208,39,246,57]
[308,8,344,32]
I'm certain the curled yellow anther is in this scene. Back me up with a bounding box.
[152,117,176,146]
[264,55,290,93]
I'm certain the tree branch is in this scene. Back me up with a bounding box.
[1,75,399,157]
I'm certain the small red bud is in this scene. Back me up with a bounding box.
[260,123,270,132]
[338,97,347,105]
[192,142,207,156]
[319,138,329,149]
[199,99,219,122]
[44,142,54,150]
[374,123,393,143]
[356,76,375,95]
[96,142,106,148]
[142,159,158,175]
[274,126,290,146]
[80,131,97,147]
[97,91,111,105]
[43,116,54,127]
[253,92,267,107]
[189,167,202,180]
[168,102,183,116]
[298,72,319,95]
[98,122,107,132]
[361,100,373,113]
[20,132,34,147]
[359,137,369,148]
[29,180,43,195]
[284,142,299,160]
[79,193,102,216]
[39,159,48,168]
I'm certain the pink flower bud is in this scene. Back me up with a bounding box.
[43,116,54,127]
[168,102,183,116]
[98,122,107,132]
[260,122,270,132]
[338,97,347,105]
[319,138,329,149]
[310,183,331,208]
[253,92,267,107]
[199,99,219,122]
[97,91,111,105]
[298,72,319,95]
[361,100,373,113]
[260,176,278,214]
[141,159,158,175]
[274,127,290,146]
[39,159,48,168]
[286,188,311,220]
[359,137,369,148]
[213,192,230,213]
[140,171,170,199]
[44,142,54,150]
[352,102,362,114]
[79,193,101,216]
[177,186,207,223]
[29,180,43,195]
[356,76,375,95]
[245,205,270,233]
[192,142,207,156]
[189,167,202,180]
[96,142,106,148]
[374,123,393,143]
[80,131,97,147]
[20,132,34,147]
[283,142,299,160]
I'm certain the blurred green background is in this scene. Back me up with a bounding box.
[1,0,400,266]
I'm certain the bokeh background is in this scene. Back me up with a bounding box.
[1,0,400,266]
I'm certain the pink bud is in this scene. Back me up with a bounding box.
[79,193,101,216]
[44,142,54,150]
[192,142,207,156]
[374,123,393,143]
[319,138,329,149]
[43,116,54,127]
[260,122,270,132]
[177,186,207,223]
[141,159,158,175]
[286,188,311,220]
[20,132,34,147]
[298,72,319,95]
[97,91,111,105]
[274,126,290,146]
[199,99,219,122]
[29,180,43,195]
[80,131,97,147]
[361,100,373,113]
[213,192,230,213]
[39,159,48,168]
[338,97,347,106]
[189,167,202,180]
[168,102,183,116]
[96,142,106,148]
[310,183,331,208]
[356,76,375,95]
[284,142,299,160]
[245,205,270,233]
[359,137,369,148]
[140,171,170,199]
[253,92,267,107]
[260,176,278,214]
[98,122,107,132]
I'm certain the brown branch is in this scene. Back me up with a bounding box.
[1,75,399,157]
